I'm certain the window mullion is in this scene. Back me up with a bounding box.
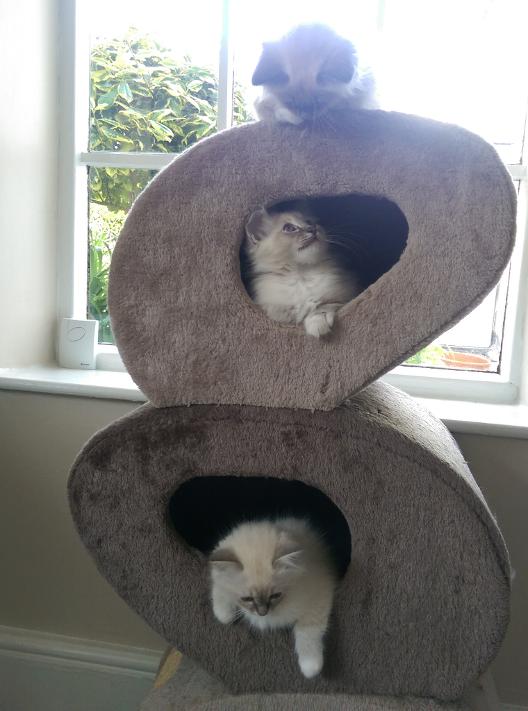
[80,153,528,180]
[80,151,174,170]
[217,0,234,131]
[58,0,90,322]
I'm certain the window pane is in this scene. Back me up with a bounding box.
[378,0,528,165]
[403,283,506,373]
[232,0,527,161]
[89,1,222,152]
[88,167,157,344]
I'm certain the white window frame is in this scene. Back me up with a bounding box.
[57,0,528,405]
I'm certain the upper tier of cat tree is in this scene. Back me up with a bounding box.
[108,111,516,410]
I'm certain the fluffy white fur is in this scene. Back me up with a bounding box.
[209,518,337,678]
[244,206,361,337]
[252,24,377,125]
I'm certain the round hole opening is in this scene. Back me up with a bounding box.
[240,193,409,306]
[169,476,351,578]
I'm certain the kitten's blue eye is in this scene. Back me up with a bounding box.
[241,596,254,603]
[270,592,282,600]
[283,223,298,233]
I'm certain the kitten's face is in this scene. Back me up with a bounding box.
[245,208,329,268]
[238,584,284,617]
[253,24,357,123]
[210,532,304,619]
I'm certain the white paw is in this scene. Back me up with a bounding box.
[213,604,235,625]
[304,312,333,338]
[324,310,335,328]
[298,654,323,678]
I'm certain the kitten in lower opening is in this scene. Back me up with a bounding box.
[209,517,337,678]
[243,204,361,337]
[252,24,377,126]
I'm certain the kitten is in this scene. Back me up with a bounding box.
[209,517,337,678]
[243,205,361,337]
[252,24,377,125]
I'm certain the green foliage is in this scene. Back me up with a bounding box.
[405,344,447,367]
[88,29,252,341]
[88,204,126,343]
[89,28,251,210]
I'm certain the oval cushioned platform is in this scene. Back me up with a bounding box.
[192,698,465,711]
[108,111,515,410]
[139,651,469,711]
[193,698,467,711]
[69,382,510,700]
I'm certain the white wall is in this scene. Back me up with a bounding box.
[0,390,162,651]
[0,388,527,705]
[0,0,58,366]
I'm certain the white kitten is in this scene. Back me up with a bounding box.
[252,24,377,125]
[244,206,361,337]
[209,517,337,678]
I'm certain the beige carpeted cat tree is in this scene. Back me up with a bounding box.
[69,110,516,710]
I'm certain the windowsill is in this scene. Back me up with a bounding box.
[1,364,528,438]
[0,365,145,402]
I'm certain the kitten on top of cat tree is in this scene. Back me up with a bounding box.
[252,23,377,126]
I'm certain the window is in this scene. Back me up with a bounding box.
[60,0,527,400]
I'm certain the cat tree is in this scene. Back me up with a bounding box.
[69,110,516,710]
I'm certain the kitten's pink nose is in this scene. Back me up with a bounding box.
[256,603,269,616]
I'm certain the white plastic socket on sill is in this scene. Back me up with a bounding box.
[1,364,528,438]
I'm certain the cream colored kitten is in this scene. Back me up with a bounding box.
[244,206,361,337]
[253,24,377,125]
[209,518,337,678]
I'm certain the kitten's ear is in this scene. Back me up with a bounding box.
[245,208,269,243]
[274,534,304,570]
[209,548,242,569]
[274,549,303,570]
[320,43,357,83]
[252,45,288,86]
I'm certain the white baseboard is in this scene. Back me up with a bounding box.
[0,625,163,711]
[0,623,161,679]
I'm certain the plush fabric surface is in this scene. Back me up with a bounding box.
[68,382,510,700]
[193,696,467,711]
[141,650,467,711]
[108,112,516,409]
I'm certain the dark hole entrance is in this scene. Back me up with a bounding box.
[169,476,351,578]
[240,193,409,296]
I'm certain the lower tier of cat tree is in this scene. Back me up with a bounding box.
[68,382,510,700]
[140,651,469,710]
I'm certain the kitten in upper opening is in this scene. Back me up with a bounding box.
[209,517,337,678]
[252,23,377,126]
[243,204,361,337]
